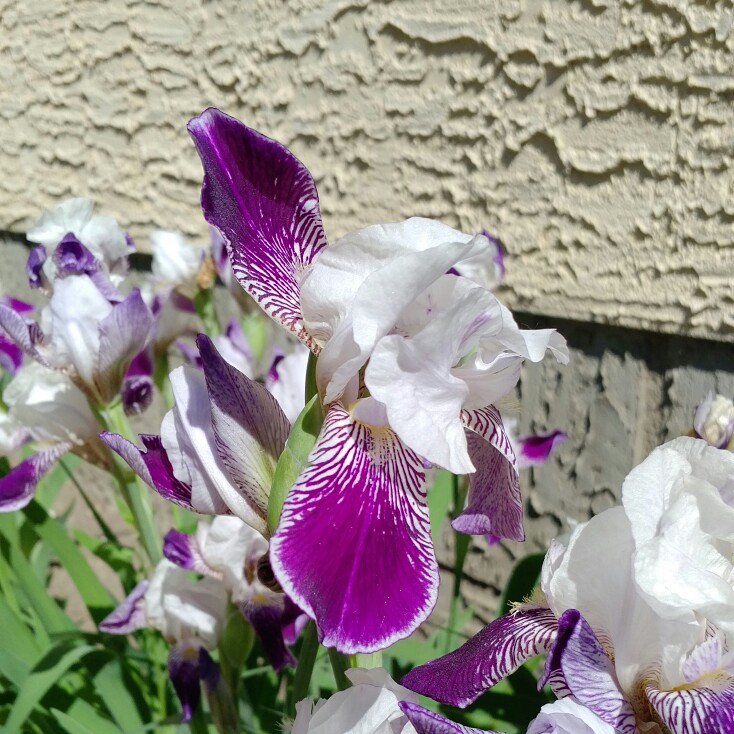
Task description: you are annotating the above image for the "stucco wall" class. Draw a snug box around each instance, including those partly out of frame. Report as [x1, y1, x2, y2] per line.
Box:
[2, 0, 733, 340]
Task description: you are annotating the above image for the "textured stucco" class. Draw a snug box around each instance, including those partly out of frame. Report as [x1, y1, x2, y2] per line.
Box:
[1, 1, 733, 340]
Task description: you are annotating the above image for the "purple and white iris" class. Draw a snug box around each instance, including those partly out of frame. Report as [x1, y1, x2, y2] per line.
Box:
[163, 515, 297, 672]
[403, 437, 734, 734]
[187, 107, 568, 653]
[99, 559, 227, 721]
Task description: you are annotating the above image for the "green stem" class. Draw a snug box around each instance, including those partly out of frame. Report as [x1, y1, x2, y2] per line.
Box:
[187, 704, 211, 734]
[194, 286, 221, 337]
[153, 351, 174, 410]
[446, 473, 470, 653]
[99, 401, 162, 564]
[289, 621, 319, 716]
[327, 648, 351, 691]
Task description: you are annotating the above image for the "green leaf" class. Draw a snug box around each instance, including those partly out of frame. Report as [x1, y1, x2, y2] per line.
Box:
[50, 710, 100, 734]
[4, 643, 96, 732]
[267, 393, 323, 533]
[428, 470, 453, 542]
[0, 594, 41, 681]
[498, 553, 545, 617]
[23, 500, 116, 624]
[92, 657, 147, 731]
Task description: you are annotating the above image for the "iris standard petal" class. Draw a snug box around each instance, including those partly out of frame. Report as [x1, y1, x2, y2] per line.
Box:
[98, 580, 150, 634]
[269, 402, 437, 654]
[198, 334, 290, 527]
[188, 108, 328, 347]
[401, 606, 558, 707]
[399, 702, 492, 734]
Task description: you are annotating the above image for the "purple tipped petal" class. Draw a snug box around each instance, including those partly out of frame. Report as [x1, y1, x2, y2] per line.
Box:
[98, 580, 149, 634]
[402, 606, 558, 707]
[453, 407, 523, 541]
[168, 640, 204, 722]
[100, 432, 194, 510]
[281, 596, 309, 645]
[545, 610, 635, 734]
[0, 297, 34, 314]
[96, 289, 153, 403]
[163, 529, 197, 570]
[0, 334, 23, 374]
[647, 680, 734, 734]
[0, 443, 71, 512]
[399, 702, 493, 734]
[0, 304, 45, 364]
[240, 593, 296, 672]
[26, 245, 47, 289]
[187, 108, 328, 347]
[197, 647, 221, 694]
[269, 403, 437, 654]
[517, 430, 567, 469]
[197, 334, 290, 521]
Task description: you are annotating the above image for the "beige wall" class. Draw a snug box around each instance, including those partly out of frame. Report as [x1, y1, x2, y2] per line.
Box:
[2, 0, 733, 340]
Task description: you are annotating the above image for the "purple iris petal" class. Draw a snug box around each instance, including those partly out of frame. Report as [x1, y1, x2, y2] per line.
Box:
[480, 229, 505, 279]
[544, 610, 635, 734]
[197, 647, 220, 694]
[163, 529, 197, 570]
[646, 678, 734, 734]
[269, 402, 437, 654]
[0, 443, 72, 512]
[0, 297, 33, 314]
[170, 291, 196, 314]
[453, 407, 523, 541]
[224, 318, 251, 360]
[0, 334, 23, 374]
[98, 580, 149, 634]
[240, 594, 296, 672]
[399, 702, 493, 734]
[401, 606, 558, 707]
[176, 340, 203, 368]
[100, 432, 194, 510]
[53, 233, 98, 276]
[125, 349, 153, 378]
[281, 596, 309, 645]
[96, 288, 154, 404]
[187, 108, 328, 347]
[168, 640, 204, 722]
[518, 430, 567, 469]
[0, 303, 45, 364]
[197, 334, 290, 522]
[26, 245, 47, 289]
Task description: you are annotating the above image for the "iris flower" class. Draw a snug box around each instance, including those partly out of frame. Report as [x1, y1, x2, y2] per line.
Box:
[403, 438, 734, 733]
[187, 107, 568, 653]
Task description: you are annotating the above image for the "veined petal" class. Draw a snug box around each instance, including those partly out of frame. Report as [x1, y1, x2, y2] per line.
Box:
[188, 108, 328, 346]
[647, 681, 734, 734]
[452, 407, 522, 541]
[0, 442, 71, 512]
[544, 610, 636, 734]
[95, 288, 153, 403]
[269, 403, 437, 654]
[401, 606, 558, 707]
[198, 335, 290, 526]
[98, 580, 149, 634]
[240, 592, 296, 672]
[0, 333, 23, 374]
[100, 432, 195, 510]
[399, 702, 492, 734]
[0, 304, 45, 364]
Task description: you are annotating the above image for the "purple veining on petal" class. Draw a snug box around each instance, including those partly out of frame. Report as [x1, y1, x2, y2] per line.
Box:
[53, 233, 98, 276]
[518, 430, 567, 469]
[682, 638, 722, 684]
[122, 375, 153, 416]
[0, 303, 45, 364]
[188, 108, 328, 348]
[168, 640, 204, 722]
[269, 402, 437, 654]
[198, 334, 290, 521]
[402, 607, 558, 707]
[96, 288, 154, 404]
[240, 594, 296, 672]
[163, 529, 197, 570]
[0, 443, 72, 513]
[453, 407, 523, 541]
[100, 432, 194, 510]
[399, 702, 493, 734]
[647, 679, 734, 734]
[98, 580, 149, 634]
[545, 610, 635, 734]
[26, 245, 47, 289]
